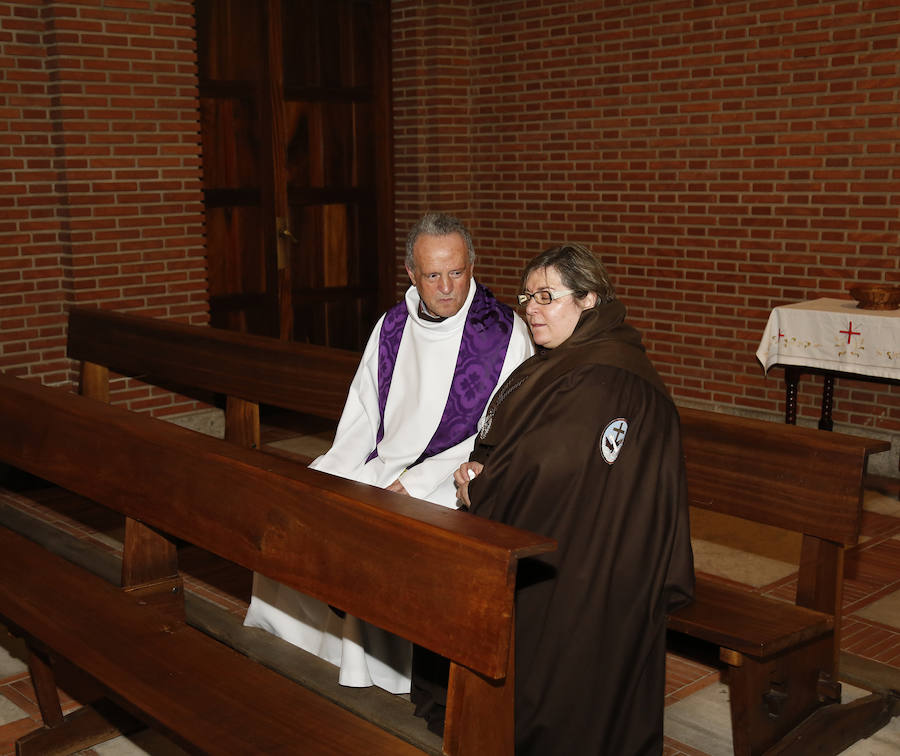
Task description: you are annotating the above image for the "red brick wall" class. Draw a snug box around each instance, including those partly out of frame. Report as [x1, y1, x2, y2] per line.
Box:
[392, 0, 900, 470]
[2, 1, 898, 469]
[0, 0, 206, 414]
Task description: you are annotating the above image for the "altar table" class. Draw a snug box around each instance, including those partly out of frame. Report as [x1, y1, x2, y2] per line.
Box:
[756, 298, 900, 430]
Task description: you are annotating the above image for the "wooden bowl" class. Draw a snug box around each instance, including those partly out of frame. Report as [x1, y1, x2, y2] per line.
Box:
[848, 284, 900, 310]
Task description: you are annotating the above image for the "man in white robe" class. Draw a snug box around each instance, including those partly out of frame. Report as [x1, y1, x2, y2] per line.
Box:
[243, 212, 534, 694]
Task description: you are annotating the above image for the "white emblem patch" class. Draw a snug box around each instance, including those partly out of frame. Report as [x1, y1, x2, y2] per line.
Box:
[600, 418, 628, 465]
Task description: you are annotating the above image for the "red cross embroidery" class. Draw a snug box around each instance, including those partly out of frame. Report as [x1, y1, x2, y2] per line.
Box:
[839, 322, 860, 344]
[777, 329, 785, 341]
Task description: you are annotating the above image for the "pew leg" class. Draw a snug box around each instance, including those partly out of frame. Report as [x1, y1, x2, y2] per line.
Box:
[18, 642, 142, 756]
[79, 360, 109, 403]
[723, 633, 835, 756]
[444, 626, 515, 756]
[121, 517, 184, 622]
[443, 662, 514, 756]
[762, 690, 900, 756]
[26, 642, 63, 727]
[16, 700, 143, 756]
[225, 395, 260, 449]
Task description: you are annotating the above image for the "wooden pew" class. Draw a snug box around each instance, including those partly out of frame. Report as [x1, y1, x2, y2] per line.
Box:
[670, 408, 896, 755]
[0, 373, 555, 755]
[66, 305, 359, 449]
[64, 307, 899, 753]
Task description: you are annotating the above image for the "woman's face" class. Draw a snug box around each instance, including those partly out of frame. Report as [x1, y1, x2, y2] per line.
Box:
[523, 266, 597, 349]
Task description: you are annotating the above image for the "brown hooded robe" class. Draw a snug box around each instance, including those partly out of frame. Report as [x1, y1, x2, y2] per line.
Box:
[467, 301, 694, 755]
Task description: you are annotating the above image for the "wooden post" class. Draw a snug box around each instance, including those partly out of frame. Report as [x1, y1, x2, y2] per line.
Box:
[796, 536, 843, 675]
[225, 395, 260, 449]
[443, 610, 515, 756]
[26, 644, 64, 728]
[79, 361, 109, 402]
[121, 518, 183, 622]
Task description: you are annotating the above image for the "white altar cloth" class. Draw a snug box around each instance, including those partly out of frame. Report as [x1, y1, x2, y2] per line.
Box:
[756, 298, 900, 381]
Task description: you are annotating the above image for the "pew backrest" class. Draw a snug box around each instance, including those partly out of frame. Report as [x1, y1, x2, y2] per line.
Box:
[67, 305, 359, 423]
[678, 406, 888, 636]
[0, 373, 554, 682]
[679, 407, 885, 548]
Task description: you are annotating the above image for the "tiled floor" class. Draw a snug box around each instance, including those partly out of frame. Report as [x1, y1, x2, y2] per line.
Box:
[1, 421, 900, 755]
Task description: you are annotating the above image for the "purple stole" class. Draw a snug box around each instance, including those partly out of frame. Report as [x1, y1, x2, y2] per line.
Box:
[366, 283, 514, 467]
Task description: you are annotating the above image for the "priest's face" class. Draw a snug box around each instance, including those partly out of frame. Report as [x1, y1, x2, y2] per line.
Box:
[523, 265, 597, 349]
[407, 232, 473, 318]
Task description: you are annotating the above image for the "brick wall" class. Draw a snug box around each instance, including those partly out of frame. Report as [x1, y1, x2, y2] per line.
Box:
[0, 0, 206, 414]
[392, 0, 474, 232]
[2, 1, 898, 471]
[392, 0, 900, 474]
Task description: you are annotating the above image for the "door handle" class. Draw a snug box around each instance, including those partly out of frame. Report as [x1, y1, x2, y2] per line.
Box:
[278, 225, 298, 244]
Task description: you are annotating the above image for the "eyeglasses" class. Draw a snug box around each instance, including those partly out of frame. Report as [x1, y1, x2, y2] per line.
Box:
[516, 289, 575, 306]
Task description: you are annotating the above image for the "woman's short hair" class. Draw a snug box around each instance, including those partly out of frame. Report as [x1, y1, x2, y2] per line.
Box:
[521, 243, 616, 306]
[405, 212, 476, 271]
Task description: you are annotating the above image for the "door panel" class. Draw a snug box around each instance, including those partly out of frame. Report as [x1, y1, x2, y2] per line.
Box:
[197, 0, 272, 334]
[196, 1, 263, 81]
[196, 0, 393, 347]
[281, 0, 385, 350]
[199, 98, 259, 188]
[290, 202, 378, 348]
[281, 0, 373, 89]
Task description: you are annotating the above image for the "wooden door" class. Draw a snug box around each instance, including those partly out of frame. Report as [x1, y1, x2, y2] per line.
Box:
[196, 0, 394, 350]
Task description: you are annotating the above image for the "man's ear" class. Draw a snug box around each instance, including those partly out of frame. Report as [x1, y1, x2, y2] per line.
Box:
[405, 265, 416, 286]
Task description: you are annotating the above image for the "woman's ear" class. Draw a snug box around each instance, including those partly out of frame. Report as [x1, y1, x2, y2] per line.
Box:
[582, 291, 598, 309]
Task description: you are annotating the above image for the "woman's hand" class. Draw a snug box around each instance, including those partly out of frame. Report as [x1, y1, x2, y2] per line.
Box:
[453, 461, 484, 510]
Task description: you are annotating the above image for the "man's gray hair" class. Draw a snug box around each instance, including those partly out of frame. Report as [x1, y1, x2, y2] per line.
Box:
[521, 243, 616, 306]
[405, 212, 476, 270]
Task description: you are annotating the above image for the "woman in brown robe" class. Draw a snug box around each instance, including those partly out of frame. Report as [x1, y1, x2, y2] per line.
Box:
[454, 244, 695, 755]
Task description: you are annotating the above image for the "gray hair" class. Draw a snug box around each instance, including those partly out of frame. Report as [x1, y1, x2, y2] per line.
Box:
[521, 243, 616, 306]
[405, 212, 476, 270]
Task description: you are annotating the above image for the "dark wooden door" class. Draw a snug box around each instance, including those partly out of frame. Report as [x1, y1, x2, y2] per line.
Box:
[196, 0, 394, 350]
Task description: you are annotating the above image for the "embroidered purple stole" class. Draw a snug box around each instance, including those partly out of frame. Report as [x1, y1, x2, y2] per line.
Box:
[366, 283, 514, 467]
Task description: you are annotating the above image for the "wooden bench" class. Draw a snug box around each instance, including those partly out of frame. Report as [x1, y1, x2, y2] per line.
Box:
[63, 307, 900, 754]
[670, 407, 896, 755]
[0, 372, 555, 755]
[66, 305, 359, 451]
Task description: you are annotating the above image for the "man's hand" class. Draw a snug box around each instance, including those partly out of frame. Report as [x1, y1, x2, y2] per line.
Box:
[386, 479, 408, 495]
